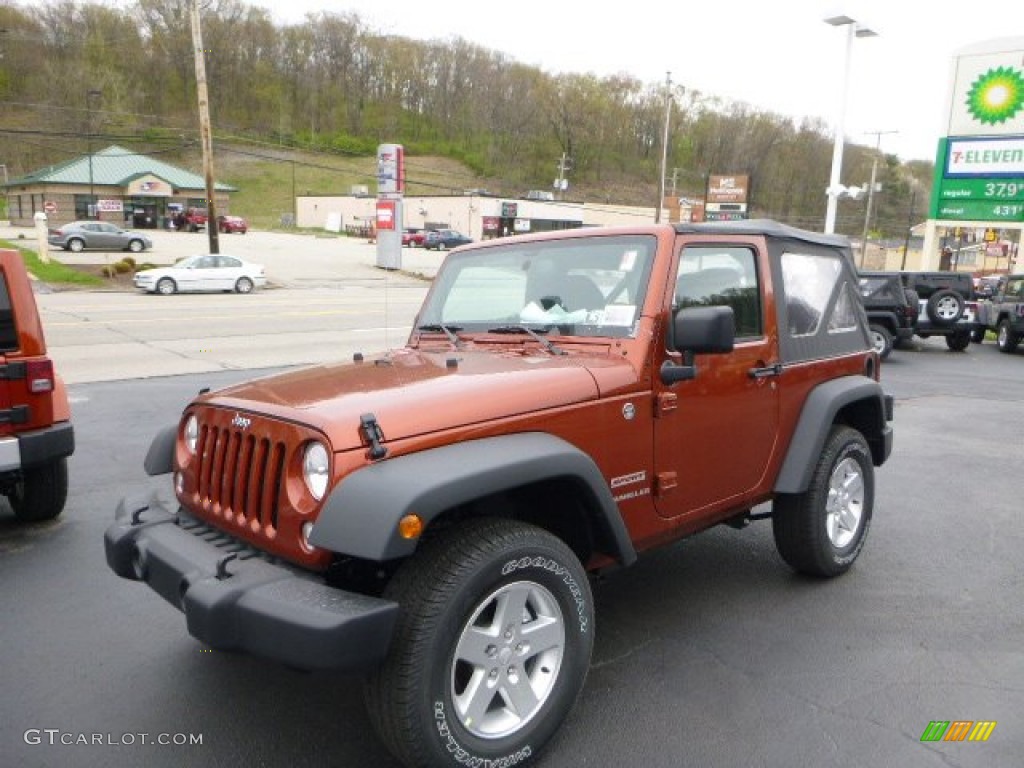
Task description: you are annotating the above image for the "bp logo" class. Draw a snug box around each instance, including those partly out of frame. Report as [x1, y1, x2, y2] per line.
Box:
[965, 66, 1024, 125]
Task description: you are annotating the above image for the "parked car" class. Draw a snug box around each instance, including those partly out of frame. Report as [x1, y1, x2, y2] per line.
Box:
[973, 274, 1003, 299]
[217, 215, 248, 234]
[975, 272, 1024, 352]
[899, 271, 980, 351]
[106, 220, 892, 768]
[857, 272, 917, 359]
[423, 228, 472, 250]
[0, 248, 74, 521]
[402, 228, 426, 247]
[47, 221, 152, 253]
[184, 208, 208, 232]
[134, 254, 266, 295]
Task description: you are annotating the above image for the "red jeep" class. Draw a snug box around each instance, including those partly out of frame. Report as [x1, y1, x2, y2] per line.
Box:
[0, 249, 74, 521]
[107, 221, 891, 767]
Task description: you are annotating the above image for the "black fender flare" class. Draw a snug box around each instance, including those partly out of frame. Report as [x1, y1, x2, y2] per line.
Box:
[774, 376, 892, 494]
[865, 311, 899, 333]
[144, 424, 178, 476]
[308, 432, 637, 566]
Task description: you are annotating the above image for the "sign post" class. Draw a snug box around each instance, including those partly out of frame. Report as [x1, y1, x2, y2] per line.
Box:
[34, 211, 50, 264]
[376, 143, 405, 270]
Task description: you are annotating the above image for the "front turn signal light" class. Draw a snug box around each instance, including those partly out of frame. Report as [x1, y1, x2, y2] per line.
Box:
[398, 514, 424, 540]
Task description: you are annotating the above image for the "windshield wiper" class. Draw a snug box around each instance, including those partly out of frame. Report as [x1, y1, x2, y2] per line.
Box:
[487, 325, 567, 356]
[417, 323, 463, 347]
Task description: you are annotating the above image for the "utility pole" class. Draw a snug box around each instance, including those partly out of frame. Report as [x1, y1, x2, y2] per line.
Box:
[86, 89, 101, 218]
[901, 183, 917, 270]
[189, 0, 220, 254]
[554, 152, 571, 200]
[655, 71, 672, 224]
[859, 129, 897, 265]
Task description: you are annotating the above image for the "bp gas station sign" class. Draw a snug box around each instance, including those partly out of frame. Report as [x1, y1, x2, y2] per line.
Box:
[922, 38, 1024, 264]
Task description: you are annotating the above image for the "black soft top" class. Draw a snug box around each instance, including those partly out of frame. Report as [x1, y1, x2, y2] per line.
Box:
[673, 219, 851, 250]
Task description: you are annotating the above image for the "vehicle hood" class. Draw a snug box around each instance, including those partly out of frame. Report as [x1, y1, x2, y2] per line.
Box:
[200, 347, 637, 451]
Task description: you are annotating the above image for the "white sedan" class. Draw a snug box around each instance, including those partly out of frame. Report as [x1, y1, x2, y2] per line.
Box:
[134, 254, 267, 295]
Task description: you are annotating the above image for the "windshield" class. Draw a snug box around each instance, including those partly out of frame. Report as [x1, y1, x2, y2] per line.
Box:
[418, 234, 657, 338]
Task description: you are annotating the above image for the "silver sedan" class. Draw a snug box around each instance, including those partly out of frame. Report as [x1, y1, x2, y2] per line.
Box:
[47, 221, 152, 253]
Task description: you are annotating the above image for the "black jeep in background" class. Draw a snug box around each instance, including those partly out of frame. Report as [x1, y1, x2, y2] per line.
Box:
[858, 272, 917, 359]
[900, 271, 980, 351]
[859, 271, 980, 353]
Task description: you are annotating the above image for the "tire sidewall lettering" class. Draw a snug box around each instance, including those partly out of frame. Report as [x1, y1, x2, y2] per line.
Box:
[501, 554, 589, 633]
[433, 701, 533, 768]
[423, 542, 593, 767]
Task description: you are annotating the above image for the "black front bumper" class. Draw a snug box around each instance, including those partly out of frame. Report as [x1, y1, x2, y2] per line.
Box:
[104, 495, 398, 671]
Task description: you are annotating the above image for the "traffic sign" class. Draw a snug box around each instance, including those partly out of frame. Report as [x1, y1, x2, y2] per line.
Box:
[43, 201, 57, 214]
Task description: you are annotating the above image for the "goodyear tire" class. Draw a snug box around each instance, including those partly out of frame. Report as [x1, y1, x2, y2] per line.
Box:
[365, 518, 593, 768]
[10, 458, 68, 522]
[772, 426, 873, 577]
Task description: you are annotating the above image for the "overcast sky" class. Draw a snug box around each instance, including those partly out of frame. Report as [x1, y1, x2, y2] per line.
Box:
[250, 0, 1024, 163]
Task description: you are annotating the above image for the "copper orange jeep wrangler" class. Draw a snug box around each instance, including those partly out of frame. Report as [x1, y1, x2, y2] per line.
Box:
[0, 248, 74, 521]
[106, 221, 892, 768]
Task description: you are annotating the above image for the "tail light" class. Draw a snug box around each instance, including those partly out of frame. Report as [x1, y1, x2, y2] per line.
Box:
[25, 359, 55, 393]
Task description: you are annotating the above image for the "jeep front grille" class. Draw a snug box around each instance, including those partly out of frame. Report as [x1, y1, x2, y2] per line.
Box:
[195, 423, 286, 535]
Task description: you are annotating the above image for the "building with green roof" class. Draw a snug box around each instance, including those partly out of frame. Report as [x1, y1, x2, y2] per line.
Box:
[3, 146, 237, 229]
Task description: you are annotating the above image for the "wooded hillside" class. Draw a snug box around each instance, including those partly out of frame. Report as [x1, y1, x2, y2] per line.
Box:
[0, 0, 934, 236]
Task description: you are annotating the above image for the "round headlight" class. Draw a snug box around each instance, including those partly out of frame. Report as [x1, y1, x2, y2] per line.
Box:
[184, 414, 199, 454]
[303, 442, 330, 501]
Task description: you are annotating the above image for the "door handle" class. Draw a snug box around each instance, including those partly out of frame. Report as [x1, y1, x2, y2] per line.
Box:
[748, 363, 783, 379]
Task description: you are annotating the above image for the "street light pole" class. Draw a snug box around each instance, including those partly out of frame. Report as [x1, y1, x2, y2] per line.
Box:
[655, 71, 672, 224]
[823, 15, 877, 234]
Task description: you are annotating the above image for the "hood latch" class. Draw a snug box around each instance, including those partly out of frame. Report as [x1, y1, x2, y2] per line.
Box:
[360, 412, 388, 460]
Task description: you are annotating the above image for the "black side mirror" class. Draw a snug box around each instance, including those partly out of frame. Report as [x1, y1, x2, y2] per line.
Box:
[661, 306, 735, 385]
[673, 305, 735, 354]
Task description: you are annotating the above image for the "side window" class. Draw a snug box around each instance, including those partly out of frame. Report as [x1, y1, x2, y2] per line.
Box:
[675, 246, 762, 337]
[780, 251, 856, 337]
[218, 257, 241, 268]
[0, 273, 18, 352]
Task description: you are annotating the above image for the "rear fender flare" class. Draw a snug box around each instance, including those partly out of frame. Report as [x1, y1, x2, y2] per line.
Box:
[774, 376, 891, 494]
[309, 433, 637, 566]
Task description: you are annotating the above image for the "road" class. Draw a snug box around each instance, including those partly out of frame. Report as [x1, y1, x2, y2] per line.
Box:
[20, 226, 439, 384]
[39, 284, 428, 383]
[0, 336, 1021, 767]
